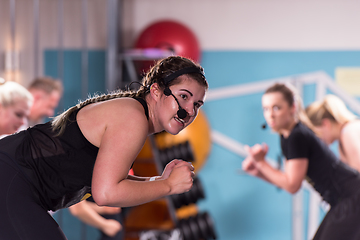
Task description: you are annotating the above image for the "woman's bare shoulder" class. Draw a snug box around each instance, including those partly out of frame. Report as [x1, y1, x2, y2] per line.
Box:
[76, 98, 148, 147]
[342, 120, 360, 134]
[80, 98, 145, 119]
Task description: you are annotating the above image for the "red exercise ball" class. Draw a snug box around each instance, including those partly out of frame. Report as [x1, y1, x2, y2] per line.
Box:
[134, 20, 201, 73]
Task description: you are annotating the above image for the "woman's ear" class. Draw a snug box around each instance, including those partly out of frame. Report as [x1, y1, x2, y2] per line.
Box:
[149, 83, 162, 101]
[321, 118, 332, 128]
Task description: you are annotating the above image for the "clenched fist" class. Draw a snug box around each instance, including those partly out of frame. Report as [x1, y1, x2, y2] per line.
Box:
[162, 160, 195, 195]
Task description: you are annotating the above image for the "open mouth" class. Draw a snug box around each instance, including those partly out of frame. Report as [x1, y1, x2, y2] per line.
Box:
[267, 121, 275, 127]
[174, 116, 185, 126]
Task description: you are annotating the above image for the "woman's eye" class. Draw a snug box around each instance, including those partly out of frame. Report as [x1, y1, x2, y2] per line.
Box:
[15, 112, 24, 118]
[180, 94, 187, 100]
[273, 106, 280, 111]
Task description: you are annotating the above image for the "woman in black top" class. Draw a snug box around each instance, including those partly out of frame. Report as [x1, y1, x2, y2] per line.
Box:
[242, 83, 360, 240]
[0, 56, 208, 239]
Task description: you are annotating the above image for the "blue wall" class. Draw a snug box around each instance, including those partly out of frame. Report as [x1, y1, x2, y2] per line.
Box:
[44, 49, 107, 240]
[197, 50, 360, 240]
[45, 49, 360, 240]
[44, 49, 107, 112]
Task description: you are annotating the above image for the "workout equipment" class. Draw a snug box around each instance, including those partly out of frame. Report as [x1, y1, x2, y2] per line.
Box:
[175, 204, 199, 220]
[177, 212, 217, 240]
[139, 229, 181, 240]
[158, 141, 194, 169]
[134, 20, 201, 73]
[138, 211, 216, 240]
[136, 138, 153, 160]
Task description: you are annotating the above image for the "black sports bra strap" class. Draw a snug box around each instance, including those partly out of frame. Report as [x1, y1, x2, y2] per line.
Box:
[133, 97, 149, 120]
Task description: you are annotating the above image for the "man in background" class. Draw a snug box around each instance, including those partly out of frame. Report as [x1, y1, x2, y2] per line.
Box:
[27, 77, 63, 126]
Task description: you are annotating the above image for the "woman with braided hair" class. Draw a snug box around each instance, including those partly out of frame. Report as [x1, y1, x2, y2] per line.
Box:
[0, 56, 208, 239]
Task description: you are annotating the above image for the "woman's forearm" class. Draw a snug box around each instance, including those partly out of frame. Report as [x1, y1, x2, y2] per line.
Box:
[255, 161, 299, 194]
[93, 178, 172, 207]
[93, 161, 193, 207]
[69, 201, 111, 230]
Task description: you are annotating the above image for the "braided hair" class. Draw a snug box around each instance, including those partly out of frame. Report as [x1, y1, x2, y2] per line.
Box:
[51, 56, 208, 135]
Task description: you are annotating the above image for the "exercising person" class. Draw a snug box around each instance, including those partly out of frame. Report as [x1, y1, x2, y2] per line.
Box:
[0, 56, 208, 240]
[242, 83, 360, 240]
[27, 76, 63, 126]
[306, 94, 360, 172]
[0, 79, 33, 137]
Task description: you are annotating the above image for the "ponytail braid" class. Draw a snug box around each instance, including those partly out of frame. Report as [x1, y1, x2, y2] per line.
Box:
[52, 55, 207, 135]
[52, 85, 149, 135]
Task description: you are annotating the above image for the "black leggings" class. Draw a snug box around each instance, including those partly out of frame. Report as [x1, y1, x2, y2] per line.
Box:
[313, 189, 360, 240]
[0, 160, 67, 240]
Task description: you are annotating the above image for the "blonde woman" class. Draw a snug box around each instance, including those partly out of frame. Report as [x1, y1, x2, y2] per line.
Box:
[0, 56, 208, 239]
[0, 79, 33, 135]
[306, 94, 360, 172]
[243, 83, 360, 240]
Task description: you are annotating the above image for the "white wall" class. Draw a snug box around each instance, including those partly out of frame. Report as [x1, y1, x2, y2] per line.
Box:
[123, 0, 360, 50]
[1, 0, 359, 86]
[0, 0, 107, 86]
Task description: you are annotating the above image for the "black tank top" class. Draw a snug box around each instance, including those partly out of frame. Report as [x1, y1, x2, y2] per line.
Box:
[0, 97, 149, 211]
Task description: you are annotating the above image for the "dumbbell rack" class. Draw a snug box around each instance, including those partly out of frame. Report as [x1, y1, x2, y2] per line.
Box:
[123, 134, 216, 240]
[148, 135, 217, 240]
[148, 135, 179, 226]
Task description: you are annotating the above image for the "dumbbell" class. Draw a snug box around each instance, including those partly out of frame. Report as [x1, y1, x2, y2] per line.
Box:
[158, 141, 194, 169]
[177, 211, 217, 240]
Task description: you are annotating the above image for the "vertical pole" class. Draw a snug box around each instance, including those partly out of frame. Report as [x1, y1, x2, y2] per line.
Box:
[58, 0, 64, 81]
[292, 190, 303, 240]
[81, 1, 88, 238]
[81, 0, 88, 100]
[33, 0, 39, 77]
[148, 136, 179, 225]
[106, 0, 121, 91]
[57, 0, 64, 111]
[56, 0, 64, 227]
[307, 191, 322, 240]
[292, 79, 304, 240]
[9, 0, 15, 81]
[315, 78, 326, 101]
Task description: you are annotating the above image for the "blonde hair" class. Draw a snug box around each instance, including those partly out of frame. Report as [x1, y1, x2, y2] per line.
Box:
[306, 94, 357, 126]
[0, 79, 33, 108]
[52, 56, 208, 135]
[264, 83, 315, 131]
